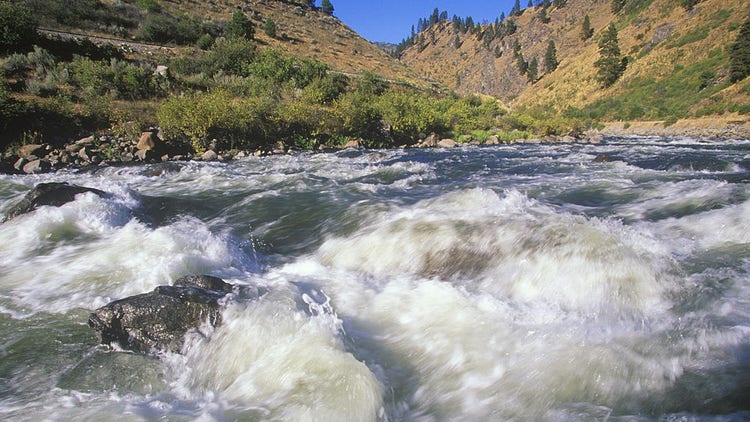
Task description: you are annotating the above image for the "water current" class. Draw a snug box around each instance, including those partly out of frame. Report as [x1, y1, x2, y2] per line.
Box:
[1, 136, 749, 420]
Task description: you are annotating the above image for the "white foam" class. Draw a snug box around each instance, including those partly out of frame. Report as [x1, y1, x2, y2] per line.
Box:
[0, 201, 254, 313]
[169, 290, 384, 421]
[318, 188, 671, 315]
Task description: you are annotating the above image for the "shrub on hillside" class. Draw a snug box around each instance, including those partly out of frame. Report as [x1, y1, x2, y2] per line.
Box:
[0, 3, 37, 54]
[301, 73, 348, 105]
[138, 13, 201, 45]
[730, 17, 750, 83]
[68, 57, 158, 100]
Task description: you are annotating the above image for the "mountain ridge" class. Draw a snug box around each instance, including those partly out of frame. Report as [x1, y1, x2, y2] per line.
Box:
[399, 0, 750, 122]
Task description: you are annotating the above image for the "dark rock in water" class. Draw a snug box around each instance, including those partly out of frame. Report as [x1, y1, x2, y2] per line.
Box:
[593, 153, 614, 163]
[88, 275, 262, 354]
[2, 182, 108, 222]
[173, 274, 233, 292]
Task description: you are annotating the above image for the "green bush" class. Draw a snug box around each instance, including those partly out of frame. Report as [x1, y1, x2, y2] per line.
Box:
[247, 49, 328, 88]
[197, 34, 214, 50]
[375, 91, 445, 143]
[138, 13, 201, 45]
[227, 11, 254, 40]
[68, 57, 157, 100]
[137, 0, 161, 13]
[329, 90, 386, 146]
[0, 3, 37, 54]
[301, 73, 348, 104]
[157, 89, 276, 152]
[206, 37, 256, 76]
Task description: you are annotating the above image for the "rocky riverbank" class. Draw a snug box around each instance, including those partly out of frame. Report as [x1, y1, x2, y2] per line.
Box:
[602, 117, 750, 139]
[0, 129, 605, 175]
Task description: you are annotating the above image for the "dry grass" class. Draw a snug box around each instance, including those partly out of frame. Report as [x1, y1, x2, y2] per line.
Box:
[401, 0, 749, 119]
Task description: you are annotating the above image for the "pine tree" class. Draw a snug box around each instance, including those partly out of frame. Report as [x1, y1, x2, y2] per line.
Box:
[527, 0, 533, 8]
[594, 23, 627, 87]
[544, 39, 558, 72]
[227, 11, 254, 40]
[681, 0, 701, 11]
[611, 0, 626, 14]
[321, 0, 334, 15]
[506, 18, 517, 35]
[729, 17, 750, 83]
[527, 57, 539, 83]
[512, 0, 522, 17]
[581, 14, 594, 40]
[538, 8, 550, 24]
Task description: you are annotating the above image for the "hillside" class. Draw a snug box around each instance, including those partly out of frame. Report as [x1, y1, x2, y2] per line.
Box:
[27, 0, 424, 87]
[400, 0, 750, 122]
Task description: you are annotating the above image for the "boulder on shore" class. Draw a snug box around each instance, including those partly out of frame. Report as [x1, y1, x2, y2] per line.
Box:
[88, 275, 264, 354]
[2, 182, 107, 222]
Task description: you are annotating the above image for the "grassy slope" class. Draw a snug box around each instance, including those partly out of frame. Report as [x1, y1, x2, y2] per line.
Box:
[52, 0, 426, 87]
[400, 0, 750, 122]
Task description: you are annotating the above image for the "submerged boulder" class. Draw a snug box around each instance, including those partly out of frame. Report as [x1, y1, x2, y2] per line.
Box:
[88, 275, 262, 354]
[2, 182, 107, 222]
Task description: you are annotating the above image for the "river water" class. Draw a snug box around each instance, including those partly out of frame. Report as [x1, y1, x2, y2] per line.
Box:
[1, 137, 749, 421]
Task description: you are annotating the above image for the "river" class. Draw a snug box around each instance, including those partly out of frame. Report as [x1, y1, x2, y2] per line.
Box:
[1, 136, 749, 420]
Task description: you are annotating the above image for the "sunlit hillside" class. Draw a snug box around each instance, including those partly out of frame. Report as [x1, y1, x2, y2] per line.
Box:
[400, 0, 750, 121]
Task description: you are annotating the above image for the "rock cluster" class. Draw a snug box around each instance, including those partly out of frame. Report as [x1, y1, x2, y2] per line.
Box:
[412, 131, 603, 148]
[89, 275, 265, 354]
[1, 127, 606, 175]
[1, 129, 191, 175]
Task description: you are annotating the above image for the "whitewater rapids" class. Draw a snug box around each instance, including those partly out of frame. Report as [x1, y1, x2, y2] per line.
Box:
[1, 137, 749, 420]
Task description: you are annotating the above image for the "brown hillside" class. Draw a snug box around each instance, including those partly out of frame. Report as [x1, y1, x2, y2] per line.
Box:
[400, 0, 750, 118]
[77, 0, 426, 87]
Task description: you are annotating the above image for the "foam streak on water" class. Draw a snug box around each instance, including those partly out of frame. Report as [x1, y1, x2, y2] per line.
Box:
[1, 137, 749, 420]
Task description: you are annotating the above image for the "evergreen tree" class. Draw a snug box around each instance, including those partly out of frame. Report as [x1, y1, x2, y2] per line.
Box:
[554, 0, 568, 7]
[511, 0, 522, 17]
[538, 7, 550, 24]
[544, 39, 558, 72]
[307, 0, 316, 8]
[264, 18, 277, 38]
[681, 0, 701, 11]
[454, 34, 462, 49]
[611, 0, 626, 14]
[506, 18, 517, 35]
[527, 56, 538, 82]
[429, 8, 439, 26]
[581, 14, 594, 40]
[594, 23, 627, 87]
[227, 11, 254, 40]
[729, 17, 750, 83]
[527, 0, 533, 8]
[321, 0, 334, 15]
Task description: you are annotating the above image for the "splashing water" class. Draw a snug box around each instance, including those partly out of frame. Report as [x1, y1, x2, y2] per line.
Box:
[1, 137, 749, 420]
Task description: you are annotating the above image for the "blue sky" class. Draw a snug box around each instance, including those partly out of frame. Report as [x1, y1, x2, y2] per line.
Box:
[330, 1, 520, 44]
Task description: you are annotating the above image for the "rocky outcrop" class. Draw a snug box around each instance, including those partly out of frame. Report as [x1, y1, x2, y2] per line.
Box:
[88, 275, 264, 354]
[2, 182, 107, 222]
